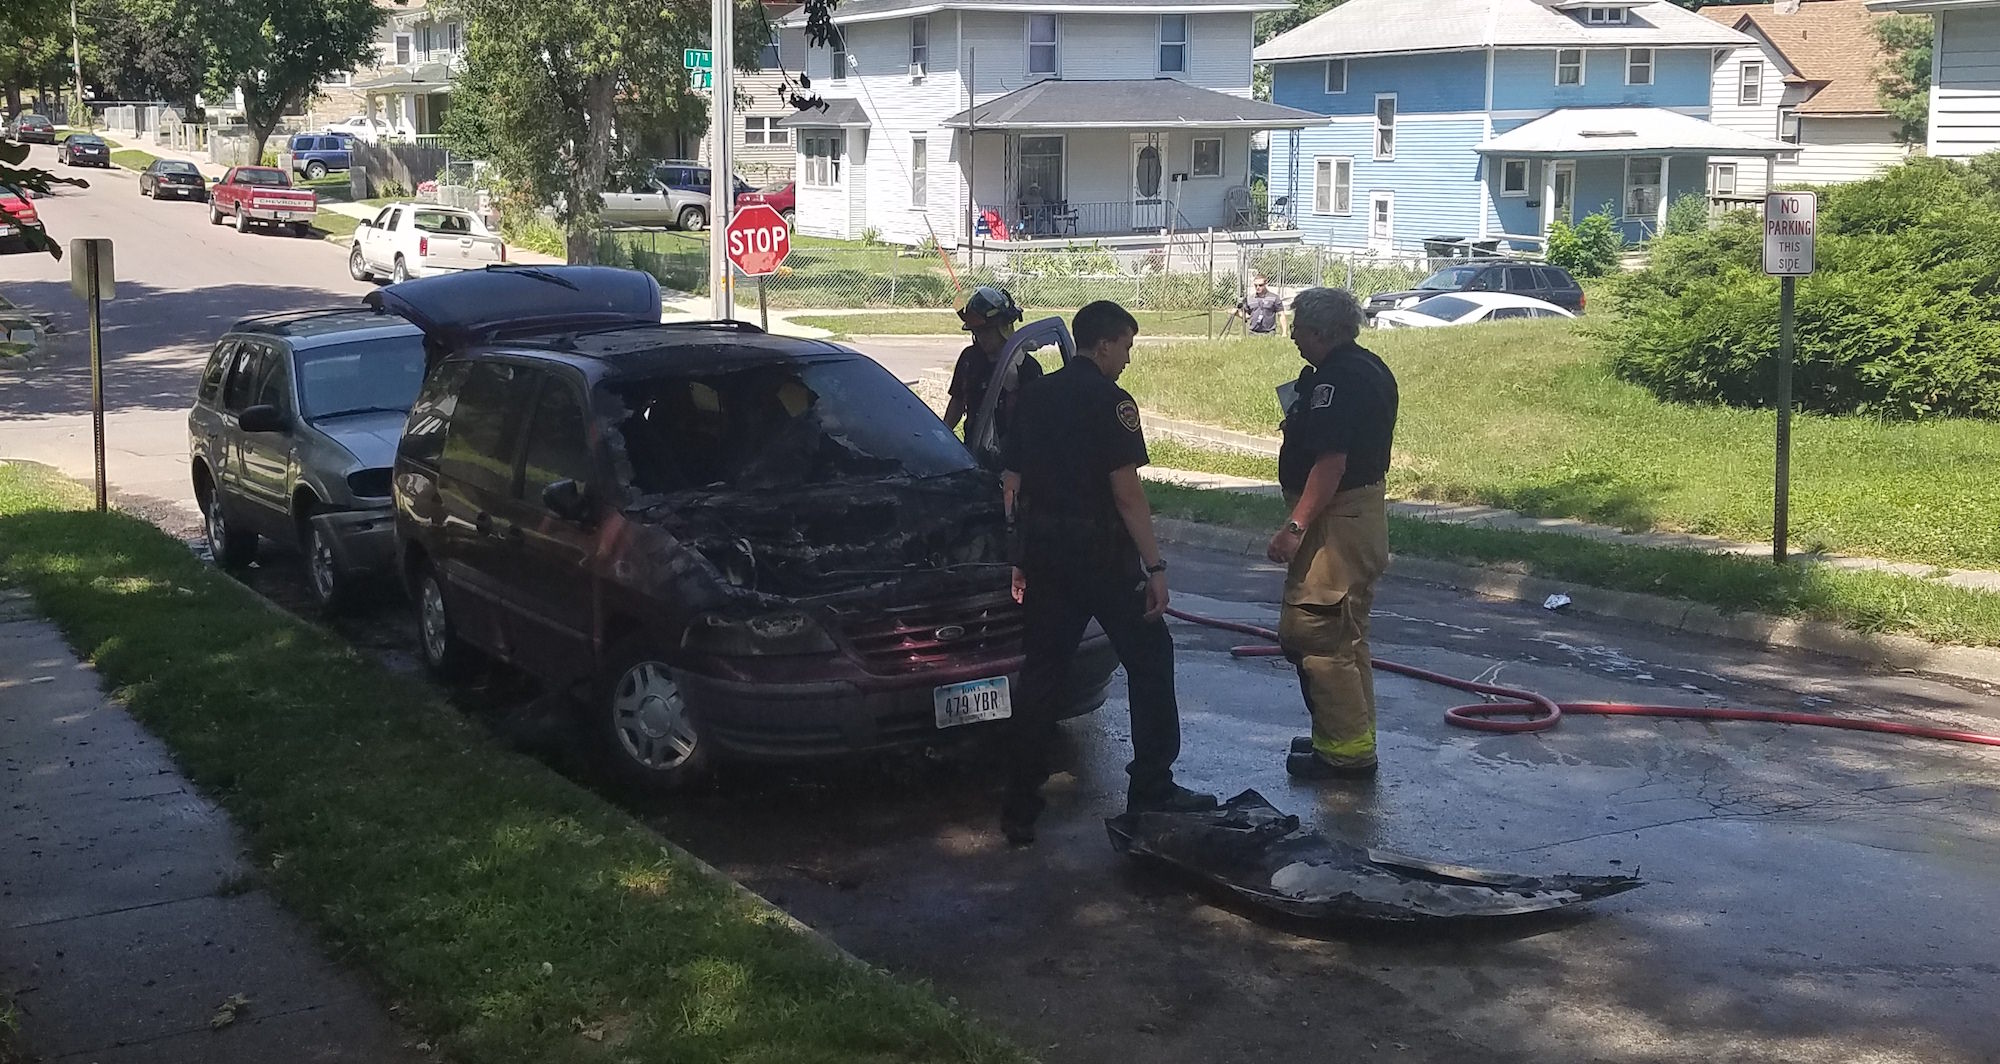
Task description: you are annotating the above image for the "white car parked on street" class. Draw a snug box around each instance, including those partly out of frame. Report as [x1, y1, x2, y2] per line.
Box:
[1372, 292, 1576, 329]
[347, 203, 506, 285]
[323, 115, 384, 145]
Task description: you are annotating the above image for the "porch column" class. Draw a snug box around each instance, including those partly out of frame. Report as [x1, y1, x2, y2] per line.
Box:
[1541, 156, 1557, 234]
[1656, 155, 1672, 235]
[1765, 155, 1776, 199]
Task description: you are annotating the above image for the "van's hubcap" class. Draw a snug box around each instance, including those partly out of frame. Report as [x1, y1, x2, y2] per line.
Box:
[205, 497, 228, 555]
[612, 662, 696, 770]
[308, 529, 337, 601]
[420, 577, 450, 665]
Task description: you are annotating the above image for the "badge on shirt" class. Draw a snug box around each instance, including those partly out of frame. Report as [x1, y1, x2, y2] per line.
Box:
[1311, 383, 1336, 409]
[1116, 400, 1142, 432]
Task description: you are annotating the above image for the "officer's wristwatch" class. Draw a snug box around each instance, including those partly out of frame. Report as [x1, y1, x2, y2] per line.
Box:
[1144, 560, 1168, 575]
[1283, 520, 1306, 536]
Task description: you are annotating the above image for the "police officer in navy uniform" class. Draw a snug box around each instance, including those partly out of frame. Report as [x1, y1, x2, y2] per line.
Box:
[1265, 287, 1399, 780]
[999, 300, 1218, 846]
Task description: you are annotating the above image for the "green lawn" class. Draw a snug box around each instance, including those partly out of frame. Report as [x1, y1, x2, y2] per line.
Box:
[1122, 320, 2000, 571]
[312, 209, 360, 238]
[0, 461, 1025, 1064]
[791, 308, 1227, 337]
[1145, 480, 2000, 648]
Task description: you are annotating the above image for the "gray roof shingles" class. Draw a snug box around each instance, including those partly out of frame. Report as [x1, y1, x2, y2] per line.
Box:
[941, 79, 1321, 128]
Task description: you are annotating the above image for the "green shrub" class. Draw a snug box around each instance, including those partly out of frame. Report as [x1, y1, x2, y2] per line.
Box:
[500, 208, 565, 258]
[1546, 204, 1624, 276]
[1607, 155, 2000, 420]
[860, 226, 882, 245]
[1664, 192, 1710, 237]
[260, 149, 278, 168]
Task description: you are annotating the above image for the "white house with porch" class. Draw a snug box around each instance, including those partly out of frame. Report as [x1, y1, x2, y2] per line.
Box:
[774, 0, 1323, 247]
[1867, 0, 2000, 161]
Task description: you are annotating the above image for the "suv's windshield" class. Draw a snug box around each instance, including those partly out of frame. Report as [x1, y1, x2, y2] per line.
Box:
[1408, 295, 1479, 321]
[294, 335, 429, 419]
[609, 358, 974, 494]
[1418, 266, 1482, 290]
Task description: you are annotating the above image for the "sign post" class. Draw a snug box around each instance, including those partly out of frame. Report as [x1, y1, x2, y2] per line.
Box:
[69, 238, 114, 512]
[1762, 190, 1816, 563]
[707, 1, 734, 320]
[726, 203, 792, 332]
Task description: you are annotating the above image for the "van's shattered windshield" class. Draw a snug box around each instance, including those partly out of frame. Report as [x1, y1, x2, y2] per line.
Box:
[608, 358, 975, 493]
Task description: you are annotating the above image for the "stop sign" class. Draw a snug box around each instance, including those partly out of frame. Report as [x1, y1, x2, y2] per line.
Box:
[725, 203, 791, 277]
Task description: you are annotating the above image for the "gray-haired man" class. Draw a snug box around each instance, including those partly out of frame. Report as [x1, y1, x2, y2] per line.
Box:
[1264, 287, 1399, 779]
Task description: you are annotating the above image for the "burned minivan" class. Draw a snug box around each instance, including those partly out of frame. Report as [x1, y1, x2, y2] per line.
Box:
[373, 267, 1115, 793]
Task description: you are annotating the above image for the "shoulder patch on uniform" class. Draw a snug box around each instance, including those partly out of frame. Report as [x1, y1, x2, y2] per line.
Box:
[1311, 383, 1336, 409]
[1116, 400, 1142, 432]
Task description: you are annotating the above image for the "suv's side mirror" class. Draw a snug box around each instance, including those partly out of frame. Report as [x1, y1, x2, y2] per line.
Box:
[542, 479, 591, 523]
[238, 404, 287, 434]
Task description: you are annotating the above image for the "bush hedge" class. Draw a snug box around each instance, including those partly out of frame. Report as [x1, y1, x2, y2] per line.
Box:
[1607, 156, 2000, 421]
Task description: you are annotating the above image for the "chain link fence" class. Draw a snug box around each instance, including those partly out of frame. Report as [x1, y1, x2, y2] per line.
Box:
[598, 228, 1473, 314]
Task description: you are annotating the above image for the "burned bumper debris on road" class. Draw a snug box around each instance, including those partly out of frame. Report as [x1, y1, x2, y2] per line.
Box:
[1107, 790, 1642, 924]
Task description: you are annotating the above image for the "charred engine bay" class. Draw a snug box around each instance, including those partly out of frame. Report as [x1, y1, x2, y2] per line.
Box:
[639, 474, 1011, 603]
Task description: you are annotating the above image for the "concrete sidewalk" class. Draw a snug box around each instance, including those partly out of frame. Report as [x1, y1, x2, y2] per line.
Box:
[0, 589, 426, 1062]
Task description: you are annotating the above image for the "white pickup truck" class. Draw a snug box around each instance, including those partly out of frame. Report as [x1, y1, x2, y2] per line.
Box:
[346, 202, 506, 284]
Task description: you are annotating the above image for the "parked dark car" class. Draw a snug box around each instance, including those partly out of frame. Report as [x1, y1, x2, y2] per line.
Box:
[1366, 261, 1584, 319]
[188, 307, 430, 610]
[279, 132, 356, 180]
[0, 183, 45, 254]
[139, 158, 208, 201]
[56, 132, 110, 167]
[6, 113, 56, 144]
[374, 266, 1116, 794]
[735, 181, 795, 227]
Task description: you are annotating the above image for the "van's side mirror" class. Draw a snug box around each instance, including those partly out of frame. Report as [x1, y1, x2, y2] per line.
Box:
[541, 478, 591, 522]
[238, 404, 287, 434]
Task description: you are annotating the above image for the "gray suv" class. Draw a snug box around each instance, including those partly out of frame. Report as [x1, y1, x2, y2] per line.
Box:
[601, 161, 752, 231]
[187, 308, 429, 609]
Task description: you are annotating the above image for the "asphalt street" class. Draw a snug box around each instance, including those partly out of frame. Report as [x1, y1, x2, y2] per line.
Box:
[7, 145, 2000, 1063]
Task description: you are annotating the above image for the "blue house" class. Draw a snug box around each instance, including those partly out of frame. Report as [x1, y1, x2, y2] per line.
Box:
[1255, 0, 1794, 254]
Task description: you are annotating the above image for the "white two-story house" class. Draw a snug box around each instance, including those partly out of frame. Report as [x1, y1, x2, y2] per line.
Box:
[1700, 0, 1912, 201]
[775, 0, 1322, 246]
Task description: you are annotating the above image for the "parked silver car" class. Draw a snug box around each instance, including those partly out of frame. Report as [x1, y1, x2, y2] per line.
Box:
[600, 161, 753, 231]
[187, 308, 429, 609]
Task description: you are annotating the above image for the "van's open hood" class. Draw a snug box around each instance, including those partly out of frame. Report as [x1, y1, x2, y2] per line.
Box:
[364, 265, 663, 348]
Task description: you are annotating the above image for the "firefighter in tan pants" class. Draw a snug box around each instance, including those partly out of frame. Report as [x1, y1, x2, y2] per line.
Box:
[1264, 288, 1400, 779]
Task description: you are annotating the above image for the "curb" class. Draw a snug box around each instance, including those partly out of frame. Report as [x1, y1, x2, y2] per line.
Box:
[1153, 516, 2000, 689]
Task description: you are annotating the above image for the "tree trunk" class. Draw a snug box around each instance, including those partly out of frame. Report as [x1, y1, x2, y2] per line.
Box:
[563, 73, 618, 266]
[4, 86, 20, 117]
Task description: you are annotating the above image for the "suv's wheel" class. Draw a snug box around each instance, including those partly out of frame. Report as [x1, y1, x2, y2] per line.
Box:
[348, 244, 373, 281]
[200, 483, 258, 569]
[415, 563, 473, 680]
[304, 160, 328, 180]
[588, 644, 711, 794]
[392, 255, 409, 284]
[300, 512, 349, 612]
[235, 207, 250, 233]
[678, 205, 706, 232]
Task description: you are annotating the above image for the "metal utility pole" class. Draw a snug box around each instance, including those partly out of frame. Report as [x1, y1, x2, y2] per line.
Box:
[709, 0, 735, 319]
[71, 0, 88, 130]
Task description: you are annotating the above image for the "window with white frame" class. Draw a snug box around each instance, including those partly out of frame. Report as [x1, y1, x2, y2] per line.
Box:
[1778, 107, 1801, 160]
[1502, 158, 1530, 196]
[911, 133, 927, 208]
[746, 116, 789, 146]
[1192, 137, 1222, 178]
[910, 16, 929, 74]
[1627, 48, 1653, 86]
[803, 133, 845, 186]
[1159, 15, 1186, 74]
[1584, 6, 1627, 24]
[1019, 135, 1064, 200]
[395, 33, 412, 65]
[1374, 95, 1396, 161]
[1738, 61, 1763, 106]
[446, 22, 462, 54]
[831, 37, 848, 81]
[1028, 15, 1058, 76]
[1370, 192, 1392, 240]
[1313, 156, 1351, 215]
[418, 23, 433, 55]
[1556, 48, 1583, 86]
[1710, 162, 1737, 196]
[1625, 156, 1662, 218]
[1325, 58, 1346, 94]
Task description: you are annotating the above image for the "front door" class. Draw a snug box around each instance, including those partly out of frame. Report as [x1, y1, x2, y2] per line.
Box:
[1131, 135, 1166, 230]
[1547, 162, 1576, 232]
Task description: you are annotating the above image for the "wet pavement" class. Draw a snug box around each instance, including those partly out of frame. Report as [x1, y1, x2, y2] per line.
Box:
[217, 535, 2000, 1064]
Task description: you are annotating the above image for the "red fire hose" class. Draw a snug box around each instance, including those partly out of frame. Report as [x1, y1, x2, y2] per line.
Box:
[1164, 607, 2000, 748]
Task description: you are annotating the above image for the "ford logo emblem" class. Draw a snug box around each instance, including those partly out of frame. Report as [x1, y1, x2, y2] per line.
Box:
[934, 625, 966, 642]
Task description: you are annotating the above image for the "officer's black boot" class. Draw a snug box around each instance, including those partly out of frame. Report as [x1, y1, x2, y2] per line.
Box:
[1125, 782, 1220, 815]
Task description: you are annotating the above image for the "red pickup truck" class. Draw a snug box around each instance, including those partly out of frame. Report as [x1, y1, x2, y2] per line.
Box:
[207, 166, 318, 237]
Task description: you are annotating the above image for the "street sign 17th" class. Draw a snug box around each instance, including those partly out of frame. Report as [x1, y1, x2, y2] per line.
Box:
[685, 48, 714, 90]
[1763, 191, 1816, 276]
